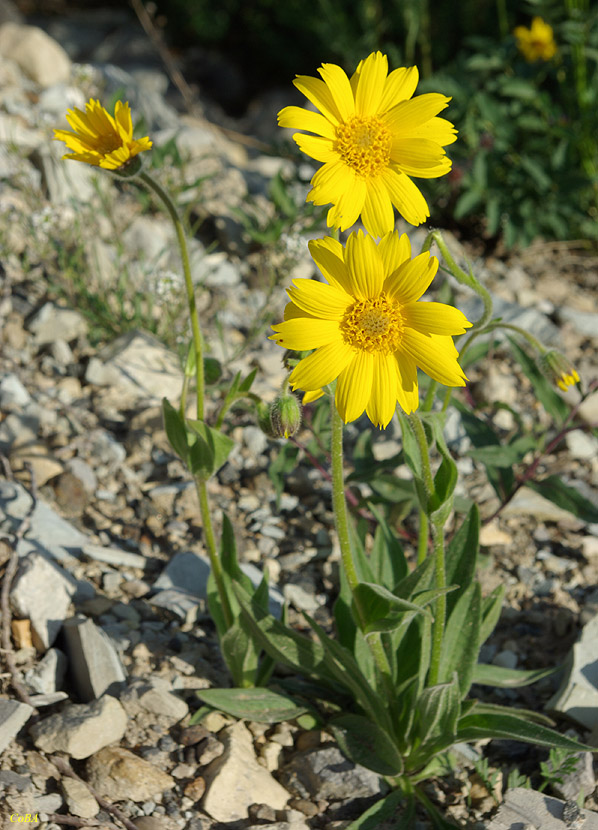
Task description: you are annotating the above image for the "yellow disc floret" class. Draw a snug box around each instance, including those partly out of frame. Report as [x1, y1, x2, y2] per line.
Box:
[334, 116, 392, 178]
[341, 293, 404, 354]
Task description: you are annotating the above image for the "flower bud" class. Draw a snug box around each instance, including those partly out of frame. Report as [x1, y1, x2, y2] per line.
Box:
[256, 401, 276, 438]
[540, 350, 580, 392]
[270, 393, 302, 439]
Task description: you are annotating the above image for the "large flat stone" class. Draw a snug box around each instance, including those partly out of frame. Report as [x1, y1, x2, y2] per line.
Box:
[62, 615, 127, 702]
[486, 787, 598, 829]
[547, 612, 598, 730]
[0, 700, 34, 753]
[30, 695, 127, 759]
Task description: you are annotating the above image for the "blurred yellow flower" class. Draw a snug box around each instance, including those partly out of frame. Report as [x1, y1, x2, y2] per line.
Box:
[514, 17, 557, 62]
[278, 51, 456, 235]
[541, 349, 580, 392]
[54, 99, 152, 170]
[270, 230, 471, 428]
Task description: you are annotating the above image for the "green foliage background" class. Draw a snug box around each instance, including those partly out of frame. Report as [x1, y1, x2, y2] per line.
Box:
[155, 0, 598, 248]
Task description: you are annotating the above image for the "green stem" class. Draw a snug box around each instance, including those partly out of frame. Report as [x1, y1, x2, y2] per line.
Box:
[137, 170, 232, 628]
[416, 509, 429, 565]
[330, 401, 393, 687]
[408, 412, 446, 686]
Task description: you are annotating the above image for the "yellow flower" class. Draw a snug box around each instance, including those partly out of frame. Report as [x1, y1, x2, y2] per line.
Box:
[270, 230, 471, 429]
[514, 17, 557, 62]
[541, 350, 580, 392]
[53, 99, 152, 170]
[278, 52, 456, 235]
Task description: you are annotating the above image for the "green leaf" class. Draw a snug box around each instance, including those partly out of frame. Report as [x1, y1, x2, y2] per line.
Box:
[527, 476, 598, 523]
[239, 366, 258, 394]
[457, 709, 592, 752]
[196, 687, 310, 723]
[467, 434, 537, 468]
[329, 714, 404, 776]
[369, 515, 408, 589]
[454, 188, 483, 219]
[393, 555, 435, 601]
[204, 356, 222, 384]
[186, 419, 234, 477]
[445, 505, 480, 617]
[220, 623, 260, 688]
[345, 790, 414, 830]
[409, 676, 460, 766]
[438, 583, 481, 697]
[507, 336, 570, 425]
[162, 398, 189, 461]
[479, 584, 505, 645]
[352, 582, 429, 635]
[454, 400, 514, 500]
[473, 663, 558, 688]
[268, 442, 300, 506]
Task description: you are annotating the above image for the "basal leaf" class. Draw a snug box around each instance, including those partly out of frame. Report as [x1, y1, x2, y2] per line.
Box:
[445, 504, 480, 617]
[330, 713, 404, 776]
[473, 663, 558, 688]
[196, 686, 310, 723]
[437, 583, 481, 698]
[457, 709, 592, 752]
[345, 790, 414, 830]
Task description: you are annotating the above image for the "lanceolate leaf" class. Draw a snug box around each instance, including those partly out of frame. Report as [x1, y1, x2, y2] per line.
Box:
[479, 584, 505, 645]
[445, 504, 480, 617]
[330, 714, 404, 776]
[345, 790, 414, 830]
[527, 476, 598, 524]
[196, 687, 311, 723]
[352, 582, 429, 635]
[473, 663, 558, 688]
[457, 709, 591, 751]
[437, 583, 481, 698]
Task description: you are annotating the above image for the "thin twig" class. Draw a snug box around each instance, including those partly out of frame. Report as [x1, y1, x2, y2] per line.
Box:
[48, 756, 140, 830]
[0, 459, 39, 710]
[45, 815, 121, 830]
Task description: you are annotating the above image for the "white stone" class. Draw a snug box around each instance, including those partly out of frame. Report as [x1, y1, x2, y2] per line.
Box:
[10, 553, 77, 650]
[501, 487, 582, 525]
[202, 721, 290, 821]
[0, 23, 71, 87]
[86, 746, 174, 802]
[0, 373, 31, 408]
[122, 677, 188, 722]
[62, 615, 127, 702]
[565, 429, 598, 461]
[30, 695, 128, 759]
[96, 330, 183, 402]
[548, 612, 598, 730]
[486, 787, 598, 829]
[27, 301, 88, 346]
[61, 777, 99, 819]
[25, 647, 67, 694]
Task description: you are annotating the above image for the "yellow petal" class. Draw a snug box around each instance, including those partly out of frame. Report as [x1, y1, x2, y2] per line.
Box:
[287, 279, 351, 319]
[310, 159, 353, 204]
[114, 100, 133, 141]
[377, 231, 412, 277]
[270, 318, 341, 350]
[345, 230, 385, 299]
[278, 105, 336, 138]
[394, 351, 419, 413]
[401, 330, 467, 386]
[355, 51, 388, 116]
[383, 93, 451, 133]
[290, 339, 355, 391]
[403, 302, 472, 335]
[318, 62, 355, 122]
[381, 168, 429, 226]
[294, 134, 338, 163]
[407, 116, 457, 146]
[391, 138, 450, 177]
[361, 176, 396, 237]
[308, 237, 353, 294]
[366, 354, 398, 428]
[385, 253, 438, 304]
[303, 389, 324, 404]
[335, 350, 373, 423]
[323, 174, 367, 230]
[293, 75, 342, 125]
[379, 65, 419, 112]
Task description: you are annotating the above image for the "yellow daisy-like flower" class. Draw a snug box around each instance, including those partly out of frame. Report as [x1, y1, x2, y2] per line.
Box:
[53, 99, 152, 170]
[541, 349, 580, 392]
[270, 230, 471, 429]
[278, 51, 456, 235]
[514, 17, 557, 62]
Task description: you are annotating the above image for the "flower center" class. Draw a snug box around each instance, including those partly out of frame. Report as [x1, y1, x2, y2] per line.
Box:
[92, 131, 123, 156]
[341, 293, 404, 354]
[334, 116, 392, 178]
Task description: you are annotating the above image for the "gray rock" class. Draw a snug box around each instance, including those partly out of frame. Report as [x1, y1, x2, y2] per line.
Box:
[32, 141, 99, 204]
[501, 487, 582, 525]
[65, 457, 98, 494]
[279, 745, 382, 801]
[82, 543, 147, 569]
[202, 721, 290, 822]
[86, 745, 174, 802]
[463, 295, 561, 346]
[50, 337, 75, 365]
[27, 301, 88, 346]
[565, 429, 598, 462]
[149, 588, 202, 622]
[492, 649, 518, 670]
[548, 612, 598, 730]
[96, 330, 183, 402]
[121, 677, 188, 723]
[485, 787, 598, 829]
[61, 777, 99, 819]
[203, 254, 241, 287]
[62, 614, 127, 702]
[0, 699, 34, 753]
[0, 769, 32, 792]
[30, 695, 128, 759]
[0, 372, 31, 407]
[28, 692, 69, 707]
[558, 306, 598, 338]
[10, 552, 77, 650]
[25, 647, 67, 694]
[549, 751, 595, 802]
[0, 22, 71, 87]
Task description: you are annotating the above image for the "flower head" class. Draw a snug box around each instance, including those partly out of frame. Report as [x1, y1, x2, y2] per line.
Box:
[270, 230, 471, 428]
[278, 52, 456, 235]
[514, 17, 557, 62]
[540, 349, 580, 392]
[53, 99, 152, 170]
